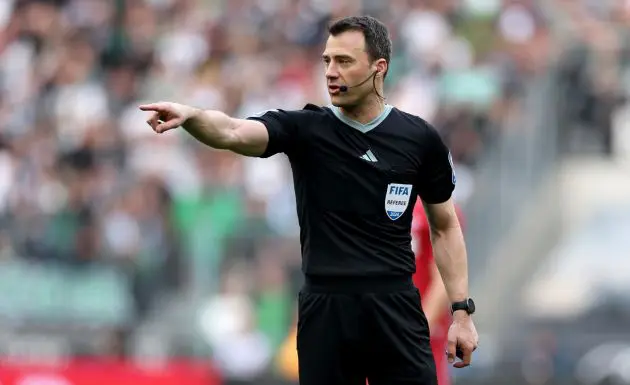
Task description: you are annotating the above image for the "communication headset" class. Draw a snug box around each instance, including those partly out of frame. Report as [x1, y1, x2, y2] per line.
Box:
[339, 71, 378, 92]
[338, 70, 385, 100]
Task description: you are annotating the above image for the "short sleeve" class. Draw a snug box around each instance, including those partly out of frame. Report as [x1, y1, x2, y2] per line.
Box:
[417, 126, 456, 204]
[246, 109, 301, 158]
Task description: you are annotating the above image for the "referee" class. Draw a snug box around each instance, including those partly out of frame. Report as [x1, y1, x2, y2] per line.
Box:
[141, 15, 478, 385]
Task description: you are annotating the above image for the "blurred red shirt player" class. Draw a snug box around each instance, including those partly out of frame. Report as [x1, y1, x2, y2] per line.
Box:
[412, 201, 465, 385]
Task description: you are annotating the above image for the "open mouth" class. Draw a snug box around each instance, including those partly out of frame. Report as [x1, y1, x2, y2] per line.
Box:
[328, 85, 341, 94]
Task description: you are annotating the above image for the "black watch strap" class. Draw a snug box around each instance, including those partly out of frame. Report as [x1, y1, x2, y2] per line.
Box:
[451, 298, 475, 315]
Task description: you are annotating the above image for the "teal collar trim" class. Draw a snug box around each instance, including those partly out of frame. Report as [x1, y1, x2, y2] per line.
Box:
[330, 104, 393, 133]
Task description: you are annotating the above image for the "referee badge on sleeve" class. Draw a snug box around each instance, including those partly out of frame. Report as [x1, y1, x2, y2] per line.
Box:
[385, 183, 412, 221]
[448, 152, 456, 185]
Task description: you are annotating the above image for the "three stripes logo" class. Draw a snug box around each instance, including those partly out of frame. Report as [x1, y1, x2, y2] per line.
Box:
[360, 149, 378, 163]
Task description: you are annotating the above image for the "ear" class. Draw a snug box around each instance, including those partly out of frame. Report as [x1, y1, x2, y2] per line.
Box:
[374, 58, 388, 77]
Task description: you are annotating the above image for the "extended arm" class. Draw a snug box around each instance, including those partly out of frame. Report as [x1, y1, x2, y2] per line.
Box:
[140, 102, 270, 157]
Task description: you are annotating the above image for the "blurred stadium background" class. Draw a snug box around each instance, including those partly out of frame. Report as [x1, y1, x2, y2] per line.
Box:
[1, 0, 630, 384]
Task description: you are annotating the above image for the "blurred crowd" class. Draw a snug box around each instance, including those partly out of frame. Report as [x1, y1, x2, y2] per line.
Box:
[547, 0, 630, 157]
[0, 0, 557, 382]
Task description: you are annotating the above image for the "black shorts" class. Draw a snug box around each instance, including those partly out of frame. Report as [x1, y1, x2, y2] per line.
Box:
[297, 275, 437, 385]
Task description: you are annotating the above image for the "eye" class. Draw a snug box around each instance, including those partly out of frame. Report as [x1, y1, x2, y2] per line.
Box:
[338, 58, 355, 66]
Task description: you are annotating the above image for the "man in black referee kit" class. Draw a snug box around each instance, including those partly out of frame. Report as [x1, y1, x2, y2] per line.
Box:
[141, 15, 478, 385]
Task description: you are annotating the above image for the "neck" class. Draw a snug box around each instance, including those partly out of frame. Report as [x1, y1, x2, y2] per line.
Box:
[340, 94, 385, 124]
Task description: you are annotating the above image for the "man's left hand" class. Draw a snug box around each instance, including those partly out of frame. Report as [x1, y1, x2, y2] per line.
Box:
[446, 312, 479, 368]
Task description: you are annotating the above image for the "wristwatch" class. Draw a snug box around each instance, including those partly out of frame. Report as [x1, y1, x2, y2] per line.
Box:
[451, 298, 476, 315]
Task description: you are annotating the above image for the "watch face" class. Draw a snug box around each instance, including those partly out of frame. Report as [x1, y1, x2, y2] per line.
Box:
[467, 298, 476, 314]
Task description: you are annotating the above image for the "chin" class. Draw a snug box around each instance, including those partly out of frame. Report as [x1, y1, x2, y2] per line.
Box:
[329, 95, 352, 108]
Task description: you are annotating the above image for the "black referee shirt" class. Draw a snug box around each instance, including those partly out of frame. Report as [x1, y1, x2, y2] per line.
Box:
[247, 104, 455, 277]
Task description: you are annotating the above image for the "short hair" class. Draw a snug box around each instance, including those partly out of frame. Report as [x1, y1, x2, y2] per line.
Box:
[328, 16, 392, 78]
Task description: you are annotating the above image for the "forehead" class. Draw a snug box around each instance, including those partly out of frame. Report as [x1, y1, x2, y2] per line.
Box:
[323, 30, 368, 59]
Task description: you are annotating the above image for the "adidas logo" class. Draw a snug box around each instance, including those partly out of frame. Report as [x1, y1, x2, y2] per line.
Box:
[360, 149, 378, 162]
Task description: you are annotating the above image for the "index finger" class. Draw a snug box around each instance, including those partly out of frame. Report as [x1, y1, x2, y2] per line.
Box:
[139, 103, 167, 112]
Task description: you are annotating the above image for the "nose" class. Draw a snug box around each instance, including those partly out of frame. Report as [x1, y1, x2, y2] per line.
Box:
[325, 63, 339, 80]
